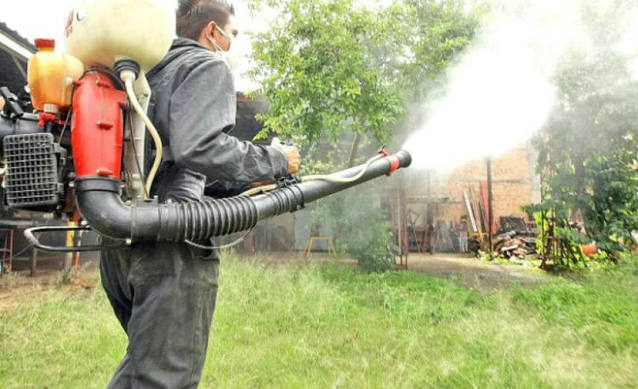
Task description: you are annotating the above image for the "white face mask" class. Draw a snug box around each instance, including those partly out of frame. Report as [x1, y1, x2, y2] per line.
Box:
[207, 26, 239, 70]
[220, 49, 240, 70]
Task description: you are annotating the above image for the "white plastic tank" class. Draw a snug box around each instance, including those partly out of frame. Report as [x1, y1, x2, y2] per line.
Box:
[65, 0, 175, 72]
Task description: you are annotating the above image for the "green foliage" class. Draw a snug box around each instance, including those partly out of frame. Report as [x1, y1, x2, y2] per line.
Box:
[3, 258, 638, 388]
[512, 258, 638, 352]
[248, 0, 478, 263]
[0, 286, 124, 388]
[532, 1, 638, 263]
[249, 0, 478, 147]
[56, 266, 77, 285]
[310, 186, 396, 272]
[402, 0, 480, 101]
[249, 0, 409, 145]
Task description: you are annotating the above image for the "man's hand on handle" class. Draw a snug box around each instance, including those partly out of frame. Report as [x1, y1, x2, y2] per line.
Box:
[271, 137, 301, 174]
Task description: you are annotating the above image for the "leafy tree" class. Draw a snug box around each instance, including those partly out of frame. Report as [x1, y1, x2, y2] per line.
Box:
[402, 0, 479, 101]
[249, 0, 409, 147]
[249, 0, 478, 150]
[248, 0, 478, 270]
[533, 0, 638, 263]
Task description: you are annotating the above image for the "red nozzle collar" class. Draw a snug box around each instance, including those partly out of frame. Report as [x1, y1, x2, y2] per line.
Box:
[386, 156, 400, 176]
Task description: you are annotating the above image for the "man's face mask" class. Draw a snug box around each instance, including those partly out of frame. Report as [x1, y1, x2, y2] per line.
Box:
[208, 25, 239, 70]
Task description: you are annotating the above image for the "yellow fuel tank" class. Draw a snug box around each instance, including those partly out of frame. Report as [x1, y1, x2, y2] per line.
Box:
[64, 0, 175, 72]
[27, 39, 84, 111]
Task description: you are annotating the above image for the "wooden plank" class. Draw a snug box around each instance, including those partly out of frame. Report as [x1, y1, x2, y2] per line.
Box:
[463, 190, 478, 233]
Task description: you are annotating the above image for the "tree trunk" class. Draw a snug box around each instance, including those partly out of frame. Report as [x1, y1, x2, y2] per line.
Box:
[347, 133, 361, 168]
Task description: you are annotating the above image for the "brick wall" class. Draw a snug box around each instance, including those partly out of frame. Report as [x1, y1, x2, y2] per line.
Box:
[402, 143, 540, 226]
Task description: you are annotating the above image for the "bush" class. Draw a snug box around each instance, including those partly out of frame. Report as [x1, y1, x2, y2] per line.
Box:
[311, 186, 396, 272]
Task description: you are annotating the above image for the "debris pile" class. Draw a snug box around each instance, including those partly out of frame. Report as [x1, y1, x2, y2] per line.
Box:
[494, 217, 538, 258]
[494, 230, 537, 257]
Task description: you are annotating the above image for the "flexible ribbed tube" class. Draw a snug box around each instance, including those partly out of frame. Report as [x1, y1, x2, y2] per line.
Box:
[72, 151, 411, 246]
[157, 196, 258, 242]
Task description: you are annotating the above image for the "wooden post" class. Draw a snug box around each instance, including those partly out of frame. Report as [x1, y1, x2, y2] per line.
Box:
[486, 157, 494, 252]
[29, 247, 38, 277]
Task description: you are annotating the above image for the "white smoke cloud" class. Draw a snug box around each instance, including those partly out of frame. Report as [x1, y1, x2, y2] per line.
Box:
[403, 0, 636, 172]
[617, 7, 638, 81]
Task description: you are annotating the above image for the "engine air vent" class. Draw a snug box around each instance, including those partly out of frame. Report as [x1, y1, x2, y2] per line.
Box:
[3, 133, 61, 208]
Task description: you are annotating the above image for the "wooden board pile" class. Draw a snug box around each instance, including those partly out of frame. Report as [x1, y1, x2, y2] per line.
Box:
[494, 216, 538, 257]
[494, 230, 537, 257]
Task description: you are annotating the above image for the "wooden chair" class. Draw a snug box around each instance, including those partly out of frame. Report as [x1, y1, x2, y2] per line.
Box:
[302, 236, 337, 259]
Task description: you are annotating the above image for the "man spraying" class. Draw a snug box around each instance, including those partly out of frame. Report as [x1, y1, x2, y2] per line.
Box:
[100, 1, 301, 387]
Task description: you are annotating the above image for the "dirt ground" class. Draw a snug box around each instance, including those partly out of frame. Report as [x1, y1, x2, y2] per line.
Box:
[0, 261, 99, 312]
[406, 253, 549, 288]
[258, 251, 549, 288]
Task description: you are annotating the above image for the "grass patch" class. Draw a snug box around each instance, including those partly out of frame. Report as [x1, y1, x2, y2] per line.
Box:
[1, 256, 637, 388]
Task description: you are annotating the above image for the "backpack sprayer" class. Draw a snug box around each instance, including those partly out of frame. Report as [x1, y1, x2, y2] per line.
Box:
[0, 0, 411, 252]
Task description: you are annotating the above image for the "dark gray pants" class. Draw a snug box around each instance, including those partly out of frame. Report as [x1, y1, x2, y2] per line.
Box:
[100, 240, 219, 389]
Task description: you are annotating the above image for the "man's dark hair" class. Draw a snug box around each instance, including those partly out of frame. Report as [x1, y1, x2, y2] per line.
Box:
[177, 0, 235, 41]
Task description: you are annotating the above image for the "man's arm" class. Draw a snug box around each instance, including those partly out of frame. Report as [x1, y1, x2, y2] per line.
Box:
[168, 58, 289, 182]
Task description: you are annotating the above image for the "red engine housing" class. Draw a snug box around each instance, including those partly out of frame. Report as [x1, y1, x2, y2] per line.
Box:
[71, 71, 126, 178]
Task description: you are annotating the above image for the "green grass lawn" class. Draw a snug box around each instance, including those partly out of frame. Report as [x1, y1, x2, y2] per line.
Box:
[1, 256, 637, 388]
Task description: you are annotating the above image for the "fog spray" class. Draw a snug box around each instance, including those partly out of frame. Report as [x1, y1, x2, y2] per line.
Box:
[403, 0, 638, 172]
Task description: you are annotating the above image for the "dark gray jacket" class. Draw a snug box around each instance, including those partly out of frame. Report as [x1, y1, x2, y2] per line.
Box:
[146, 38, 288, 202]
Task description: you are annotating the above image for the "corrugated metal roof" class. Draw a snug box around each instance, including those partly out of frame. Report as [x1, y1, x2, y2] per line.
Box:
[0, 22, 33, 95]
[0, 22, 36, 53]
[0, 50, 27, 95]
